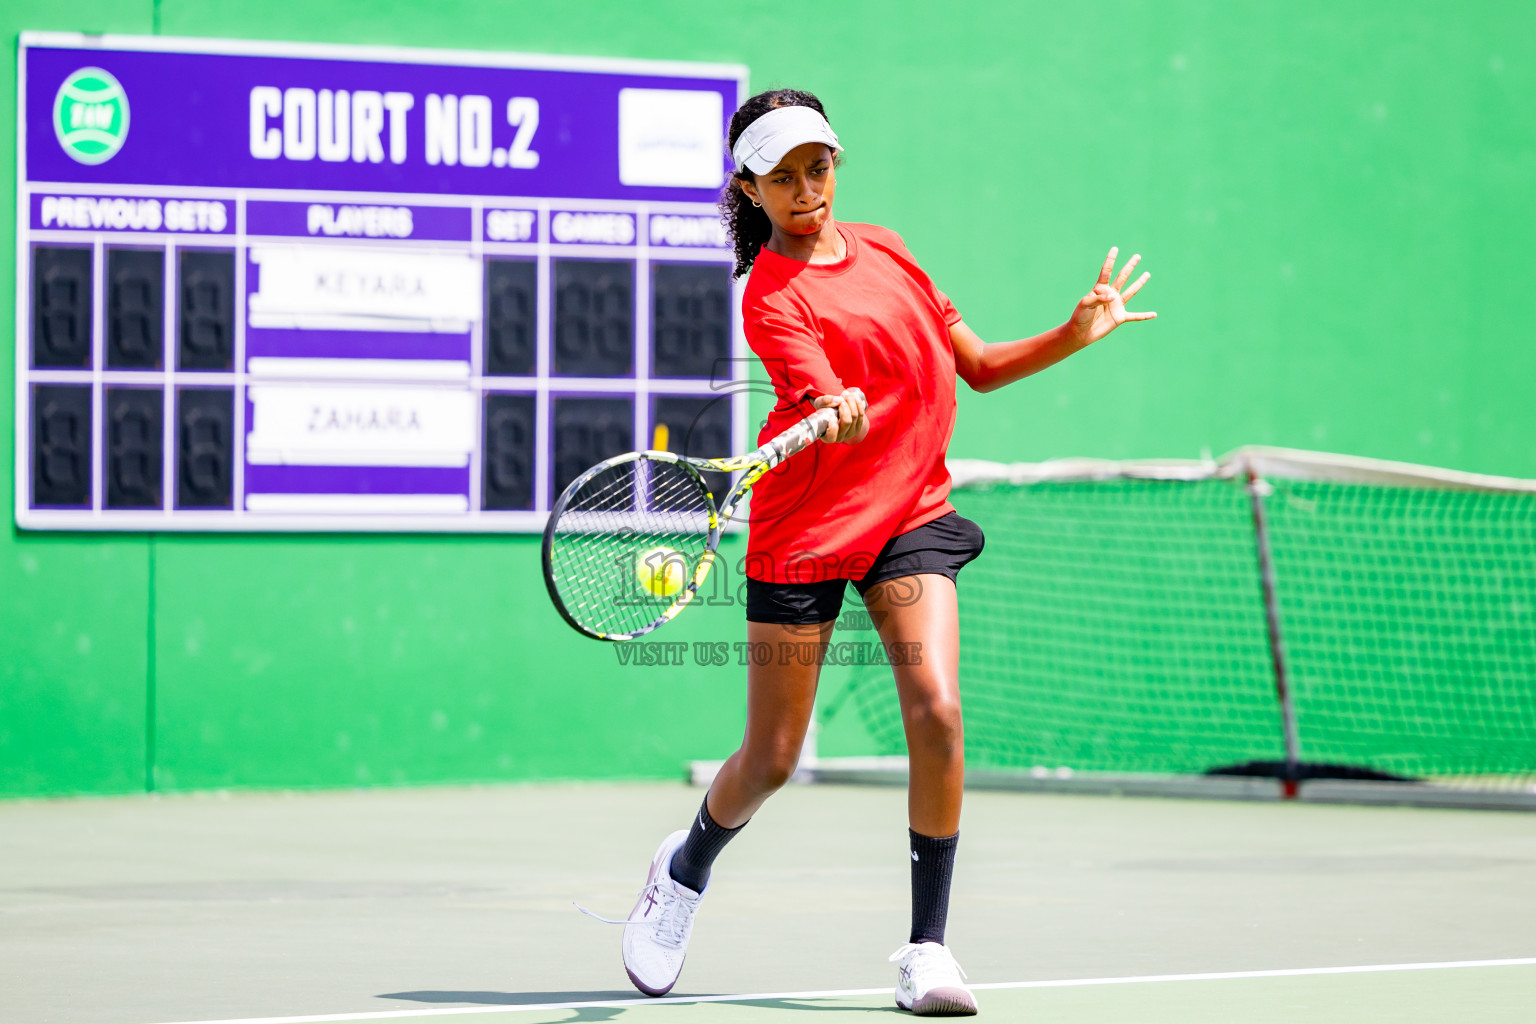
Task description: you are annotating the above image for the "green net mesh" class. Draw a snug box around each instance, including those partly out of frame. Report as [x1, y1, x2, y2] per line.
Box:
[826, 468, 1536, 790]
[1267, 480, 1536, 784]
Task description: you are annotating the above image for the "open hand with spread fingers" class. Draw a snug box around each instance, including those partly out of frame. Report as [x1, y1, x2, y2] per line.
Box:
[1067, 247, 1156, 348]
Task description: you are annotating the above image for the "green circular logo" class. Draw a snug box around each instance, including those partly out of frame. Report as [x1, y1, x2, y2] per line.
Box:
[53, 67, 130, 165]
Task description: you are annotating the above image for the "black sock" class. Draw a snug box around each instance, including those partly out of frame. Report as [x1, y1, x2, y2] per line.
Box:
[909, 828, 959, 945]
[667, 795, 745, 894]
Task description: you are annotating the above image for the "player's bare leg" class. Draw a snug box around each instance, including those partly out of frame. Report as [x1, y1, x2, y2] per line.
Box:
[707, 618, 835, 827]
[865, 574, 977, 1016]
[865, 575, 964, 835]
[618, 618, 830, 996]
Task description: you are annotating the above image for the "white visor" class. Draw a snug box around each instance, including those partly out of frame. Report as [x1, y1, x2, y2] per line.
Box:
[731, 106, 841, 175]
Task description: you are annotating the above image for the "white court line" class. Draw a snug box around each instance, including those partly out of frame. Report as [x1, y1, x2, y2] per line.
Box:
[144, 957, 1536, 1024]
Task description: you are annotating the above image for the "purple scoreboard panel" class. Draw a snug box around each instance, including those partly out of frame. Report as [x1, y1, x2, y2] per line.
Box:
[16, 33, 749, 531]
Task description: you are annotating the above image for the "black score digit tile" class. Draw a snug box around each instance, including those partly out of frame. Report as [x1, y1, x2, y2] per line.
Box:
[176, 388, 234, 509]
[484, 258, 537, 377]
[651, 262, 731, 380]
[32, 247, 93, 369]
[31, 385, 92, 507]
[553, 260, 633, 377]
[106, 248, 165, 369]
[178, 250, 235, 371]
[482, 393, 536, 510]
[552, 396, 633, 498]
[105, 387, 164, 509]
[652, 394, 733, 502]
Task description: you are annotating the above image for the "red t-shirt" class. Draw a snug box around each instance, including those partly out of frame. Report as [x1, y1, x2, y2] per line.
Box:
[742, 221, 962, 584]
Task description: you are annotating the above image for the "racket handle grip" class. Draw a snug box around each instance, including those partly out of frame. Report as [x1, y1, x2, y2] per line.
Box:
[753, 388, 869, 469]
[808, 387, 867, 439]
[770, 388, 867, 464]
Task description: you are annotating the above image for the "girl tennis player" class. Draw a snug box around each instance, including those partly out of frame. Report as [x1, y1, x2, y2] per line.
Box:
[617, 89, 1155, 1015]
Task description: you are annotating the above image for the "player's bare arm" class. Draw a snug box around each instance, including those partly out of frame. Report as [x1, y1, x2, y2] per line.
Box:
[949, 246, 1157, 393]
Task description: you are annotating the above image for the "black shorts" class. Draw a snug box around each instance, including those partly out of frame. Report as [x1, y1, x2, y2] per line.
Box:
[745, 512, 986, 624]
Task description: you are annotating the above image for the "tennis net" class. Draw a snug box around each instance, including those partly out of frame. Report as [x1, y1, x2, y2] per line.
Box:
[823, 447, 1536, 795]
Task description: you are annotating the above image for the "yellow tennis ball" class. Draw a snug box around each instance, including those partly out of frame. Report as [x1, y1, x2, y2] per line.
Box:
[636, 546, 686, 598]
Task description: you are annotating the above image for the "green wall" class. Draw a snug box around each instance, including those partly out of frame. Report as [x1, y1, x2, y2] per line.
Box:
[4, 2, 1533, 796]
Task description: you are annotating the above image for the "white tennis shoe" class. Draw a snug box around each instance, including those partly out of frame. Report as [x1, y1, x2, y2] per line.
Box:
[620, 829, 702, 996]
[890, 941, 978, 1016]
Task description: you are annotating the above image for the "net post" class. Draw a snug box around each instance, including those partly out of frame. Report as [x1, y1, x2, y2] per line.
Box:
[1245, 461, 1303, 797]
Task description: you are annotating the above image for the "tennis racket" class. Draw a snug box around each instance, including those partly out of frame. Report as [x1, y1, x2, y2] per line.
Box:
[542, 389, 865, 641]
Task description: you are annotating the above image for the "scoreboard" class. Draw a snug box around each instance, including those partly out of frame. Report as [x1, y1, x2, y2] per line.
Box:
[15, 33, 748, 531]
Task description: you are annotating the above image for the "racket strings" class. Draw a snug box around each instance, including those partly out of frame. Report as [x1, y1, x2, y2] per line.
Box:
[547, 458, 715, 637]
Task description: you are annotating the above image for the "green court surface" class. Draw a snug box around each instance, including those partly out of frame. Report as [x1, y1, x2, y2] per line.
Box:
[1, 783, 1532, 1024]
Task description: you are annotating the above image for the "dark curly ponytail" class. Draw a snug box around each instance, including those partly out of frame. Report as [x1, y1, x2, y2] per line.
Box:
[721, 89, 833, 278]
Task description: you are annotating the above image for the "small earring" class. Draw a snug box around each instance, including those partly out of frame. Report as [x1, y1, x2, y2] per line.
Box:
[751, 200, 761, 208]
